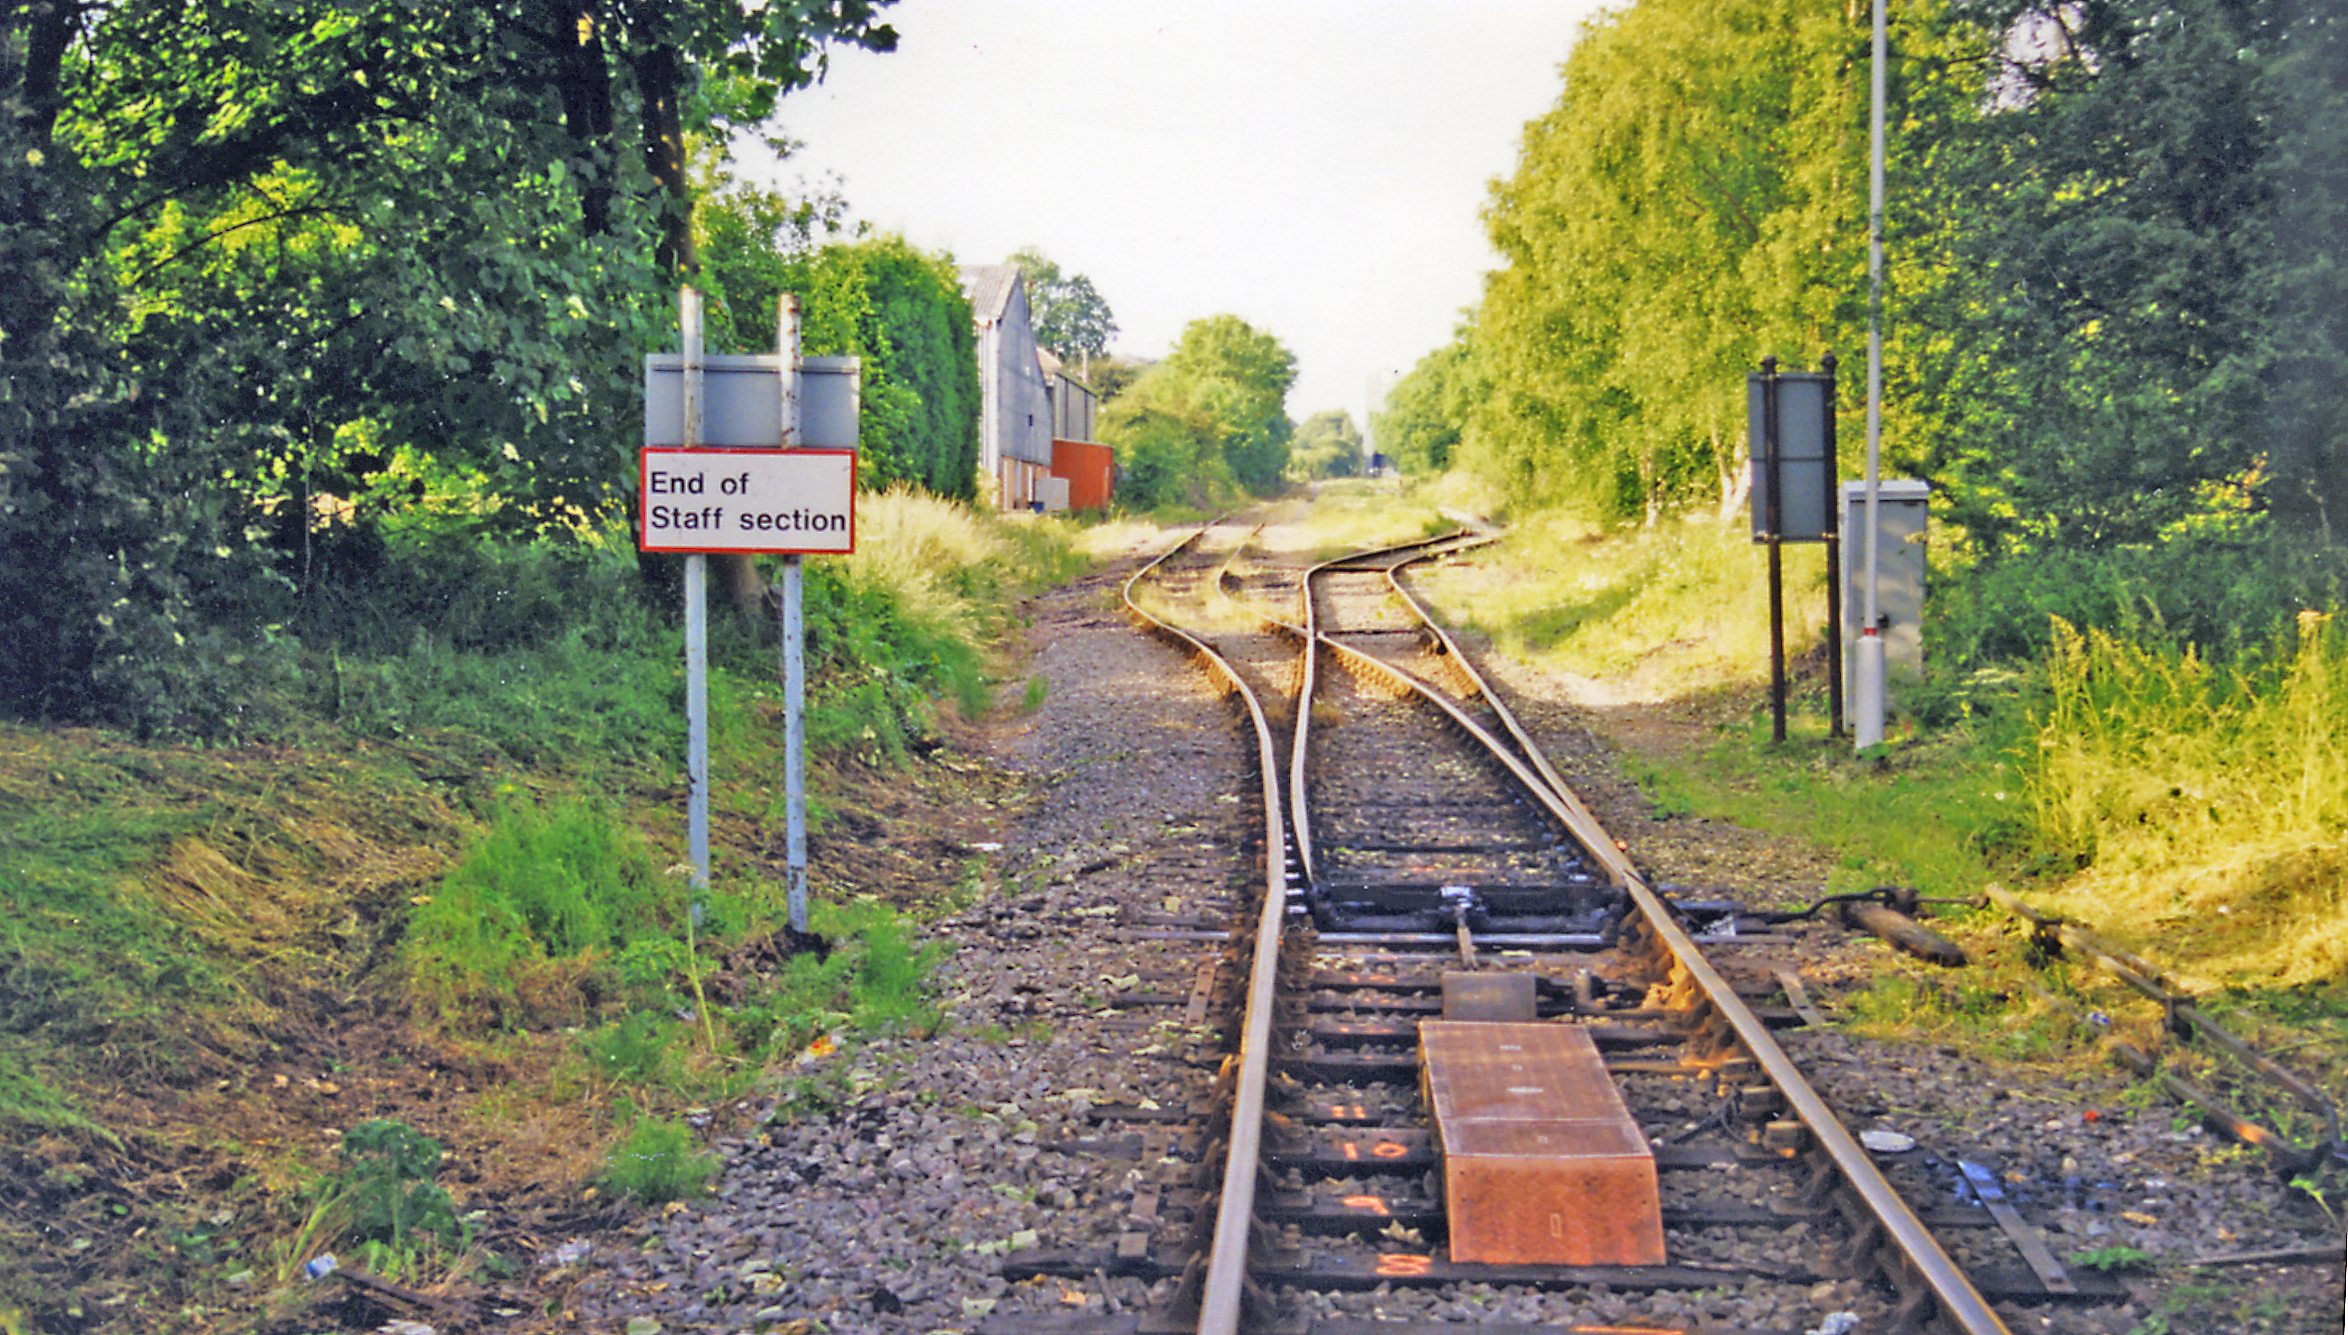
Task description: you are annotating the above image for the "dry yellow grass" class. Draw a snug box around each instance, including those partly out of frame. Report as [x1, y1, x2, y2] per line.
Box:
[842, 485, 1029, 628]
[2032, 613, 2348, 990]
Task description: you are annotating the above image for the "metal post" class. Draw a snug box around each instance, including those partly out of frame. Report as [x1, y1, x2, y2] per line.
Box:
[1761, 357, 1787, 744]
[783, 558, 807, 933]
[681, 287, 711, 895]
[685, 557, 710, 896]
[777, 295, 810, 934]
[1856, 0, 1890, 751]
[1821, 353, 1845, 737]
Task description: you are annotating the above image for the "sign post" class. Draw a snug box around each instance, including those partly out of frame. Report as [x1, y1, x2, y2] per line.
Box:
[681, 289, 710, 899]
[1858, 0, 1892, 753]
[1748, 356, 1841, 742]
[777, 296, 810, 936]
[643, 294, 857, 933]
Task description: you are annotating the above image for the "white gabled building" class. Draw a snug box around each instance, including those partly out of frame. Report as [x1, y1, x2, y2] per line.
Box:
[961, 265, 1055, 510]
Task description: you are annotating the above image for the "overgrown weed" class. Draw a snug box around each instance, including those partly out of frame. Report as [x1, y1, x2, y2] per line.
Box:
[2027, 612, 2348, 990]
[276, 1119, 469, 1285]
[597, 1111, 719, 1205]
[405, 799, 672, 1032]
[0, 493, 1072, 1326]
[1450, 504, 2346, 1081]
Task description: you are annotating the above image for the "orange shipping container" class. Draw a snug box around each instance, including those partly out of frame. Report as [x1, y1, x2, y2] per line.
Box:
[1051, 438, 1114, 512]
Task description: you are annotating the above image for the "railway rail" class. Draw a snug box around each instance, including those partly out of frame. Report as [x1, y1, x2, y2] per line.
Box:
[982, 520, 2252, 1335]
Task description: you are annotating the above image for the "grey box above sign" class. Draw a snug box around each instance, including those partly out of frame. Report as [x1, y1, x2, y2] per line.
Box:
[1748, 371, 1835, 543]
[644, 354, 861, 450]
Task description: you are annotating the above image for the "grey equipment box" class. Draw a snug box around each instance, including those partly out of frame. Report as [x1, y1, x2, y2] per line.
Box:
[1839, 479, 1929, 702]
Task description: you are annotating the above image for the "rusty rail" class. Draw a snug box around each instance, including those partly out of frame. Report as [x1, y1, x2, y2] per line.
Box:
[1120, 527, 1293, 1335]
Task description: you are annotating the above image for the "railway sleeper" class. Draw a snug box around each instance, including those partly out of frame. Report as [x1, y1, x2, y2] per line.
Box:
[1270, 1126, 1791, 1174]
[1004, 1241, 1819, 1294]
[1303, 992, 1804, 1030]
[1300, 1018, 1687, 1049]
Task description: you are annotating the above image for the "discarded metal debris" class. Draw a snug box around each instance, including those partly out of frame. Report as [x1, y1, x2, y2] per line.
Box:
[1835, 896, 1970, 966]
[1994, 885, 2344, 1167]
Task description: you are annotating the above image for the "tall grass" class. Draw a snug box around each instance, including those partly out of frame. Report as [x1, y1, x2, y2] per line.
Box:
[804, 488, 1082, 753]
[405, 800, 674, 1030]
[2027, 611, 2348, 988]
[1415, 513, 1832, 698]
[848, 485, 1081, 633]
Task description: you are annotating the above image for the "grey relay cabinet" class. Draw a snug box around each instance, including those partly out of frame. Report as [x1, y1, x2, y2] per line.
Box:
[1840, 479, 1928, 705]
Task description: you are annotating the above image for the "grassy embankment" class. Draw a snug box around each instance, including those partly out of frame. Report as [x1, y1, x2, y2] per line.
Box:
[0, 488, 1084, 1329]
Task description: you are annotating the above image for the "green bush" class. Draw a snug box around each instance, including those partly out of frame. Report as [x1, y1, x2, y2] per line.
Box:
[841, 898, 943, 1035]
[301, 1119, 465, 1281]
[1931, 529, 2348, 676]
[293, 522, 657, 658]
[582, 1011, 676, 1087]
[405, 800, 674, 1029]
[708, 898, 941, 1065]
[598, 1114, 718, 1204]
[799, 560, 987, 758]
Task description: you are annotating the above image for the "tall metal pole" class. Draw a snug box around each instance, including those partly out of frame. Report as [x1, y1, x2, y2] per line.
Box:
[778, 295, 811, 935]
[1821, 353, 1845, 736]
[1761, 357, 1787, 743]
[1855, 0, 1890, 751]
[682, 287, 712, 894]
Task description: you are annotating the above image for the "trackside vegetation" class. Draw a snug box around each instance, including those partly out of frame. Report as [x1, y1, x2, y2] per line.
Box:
[0, 487, 1076, 1328]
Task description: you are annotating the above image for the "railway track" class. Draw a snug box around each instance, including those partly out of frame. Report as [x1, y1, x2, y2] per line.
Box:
[983, 522, 2225, 1335]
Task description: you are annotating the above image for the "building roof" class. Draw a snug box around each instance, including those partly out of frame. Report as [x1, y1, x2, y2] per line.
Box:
[960, 265, 1022, 324]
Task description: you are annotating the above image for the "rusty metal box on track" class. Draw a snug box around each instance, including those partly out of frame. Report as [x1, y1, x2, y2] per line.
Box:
[1419, 1020, 1666, 1266]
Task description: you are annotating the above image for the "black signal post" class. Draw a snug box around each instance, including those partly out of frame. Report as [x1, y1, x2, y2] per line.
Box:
[1749, 355, 1841, 744]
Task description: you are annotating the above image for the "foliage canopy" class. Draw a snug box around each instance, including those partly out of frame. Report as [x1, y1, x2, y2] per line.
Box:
[0, 0, 897, 732]
[698, 182, 981, 500]
[1099, 314, 1297, 508]
[1007, 246, 1118, 365]
[1288, 408, 1364, 481]
[1399, 0, 2345, 666]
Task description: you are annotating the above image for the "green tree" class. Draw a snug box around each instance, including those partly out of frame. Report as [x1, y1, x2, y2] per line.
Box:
[1374, 340, 1480, 475]
[1464, 0, 1880, 522]
[1287, 409, 1364, 481]
[693, 149, 853, 351]
[1083, 353, 1150, 403]
[1098, 394, 1233, 511]
[1099, 316, 1294, 506]
[1161, 314, 1296, 494]
[0, 0, 898, 731]
[1007, 246, 1118, 366]
[1897, 0, 2347, 554]
[795, 237, 981, 499]
[2259, 0, 2348, 535]
[699, 183, 979, 499]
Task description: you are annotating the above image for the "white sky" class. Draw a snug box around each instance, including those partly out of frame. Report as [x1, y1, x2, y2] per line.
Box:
[746, 0, 1609, 434]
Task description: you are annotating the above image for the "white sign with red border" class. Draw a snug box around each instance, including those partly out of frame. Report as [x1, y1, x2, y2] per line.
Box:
[638, 447, 857, 554]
